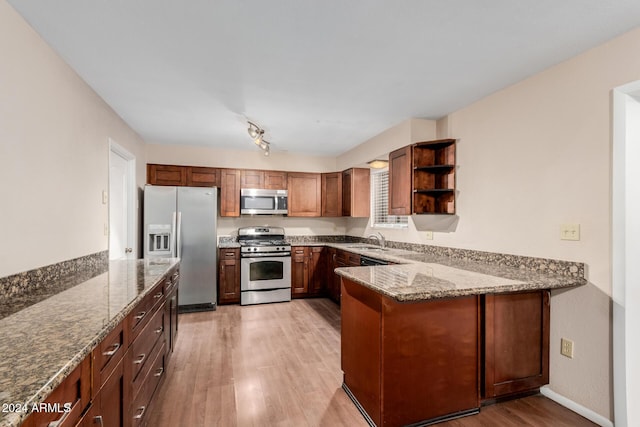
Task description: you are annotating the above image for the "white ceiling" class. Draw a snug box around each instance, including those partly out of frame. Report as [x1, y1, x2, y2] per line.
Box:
[8, 0, 640, 156]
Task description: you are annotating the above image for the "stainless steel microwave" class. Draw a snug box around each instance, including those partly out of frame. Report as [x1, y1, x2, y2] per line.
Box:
[240, 189, 288, 215]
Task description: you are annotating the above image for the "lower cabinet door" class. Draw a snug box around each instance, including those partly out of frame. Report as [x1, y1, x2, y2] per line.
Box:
[483, 290, 550, 399]
[78, 359, 124, 427]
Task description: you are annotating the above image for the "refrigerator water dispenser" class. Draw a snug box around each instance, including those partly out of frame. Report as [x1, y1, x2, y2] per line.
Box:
[147, 224, 172, 255]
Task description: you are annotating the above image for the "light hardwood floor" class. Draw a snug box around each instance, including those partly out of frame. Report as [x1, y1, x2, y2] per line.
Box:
[146, 299, 597, 427]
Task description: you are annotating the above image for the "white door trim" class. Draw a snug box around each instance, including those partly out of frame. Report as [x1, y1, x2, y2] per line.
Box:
[612, 80, 640, 427]
[109, 139, 136, 259]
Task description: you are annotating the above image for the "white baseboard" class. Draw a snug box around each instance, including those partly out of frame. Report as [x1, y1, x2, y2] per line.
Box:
[540, 386, 614, 427]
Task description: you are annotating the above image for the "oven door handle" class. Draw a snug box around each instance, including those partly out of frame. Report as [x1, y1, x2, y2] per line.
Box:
[241, 252, 291, 258]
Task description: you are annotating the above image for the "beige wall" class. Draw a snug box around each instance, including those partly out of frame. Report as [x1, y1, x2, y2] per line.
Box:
[336, 118, 436, 170]
[146, 143, 337, 172]
[0, 0, 147, 278]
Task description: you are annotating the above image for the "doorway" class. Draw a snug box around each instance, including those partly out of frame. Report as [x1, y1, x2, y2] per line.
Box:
[612, 81, 640, 427]
[109, 140, 136, 260]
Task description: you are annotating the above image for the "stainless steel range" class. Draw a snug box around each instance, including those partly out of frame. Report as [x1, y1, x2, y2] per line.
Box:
[238, 226, 291, 305]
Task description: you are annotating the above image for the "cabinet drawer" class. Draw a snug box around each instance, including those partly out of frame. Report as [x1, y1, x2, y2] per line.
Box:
[93, 321, 126, 390]
[131, 320, 166, 401]
[131, 341, 167, 427]
[25, 356, 91, 427]
[130, 306, 165, 386]
[220, 248, 239, 259]
[128, 283, 165, 341]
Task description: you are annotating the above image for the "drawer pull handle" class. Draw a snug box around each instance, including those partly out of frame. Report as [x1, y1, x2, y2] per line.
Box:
[102, 342, 121, 357]
[93, 415, 104, 426]
[154, 367, 164, 377]
[133, 353, 146, 365]
[155, 326, 164, 334]
[47, 410, 70, 427]
[134, 311, 146, 321]
[154, 292, 163, 299]
[133, 406, 146, 420]
[225, 252, 235, 257]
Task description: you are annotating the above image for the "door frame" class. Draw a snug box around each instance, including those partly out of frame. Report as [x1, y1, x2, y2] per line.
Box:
[612, 80, 640, 427]
[109, 139, 136, 259]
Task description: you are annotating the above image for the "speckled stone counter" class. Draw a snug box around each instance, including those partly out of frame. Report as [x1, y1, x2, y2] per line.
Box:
[332, 245, 585, 302]
[0, 258, 179, 427]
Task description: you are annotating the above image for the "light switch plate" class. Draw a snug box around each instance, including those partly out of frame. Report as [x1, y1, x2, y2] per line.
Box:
[560, 223, 580, 241]
[102, 190, 108, 205]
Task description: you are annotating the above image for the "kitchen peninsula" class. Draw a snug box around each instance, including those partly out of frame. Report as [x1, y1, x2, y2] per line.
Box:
[334, 250, 585, 427]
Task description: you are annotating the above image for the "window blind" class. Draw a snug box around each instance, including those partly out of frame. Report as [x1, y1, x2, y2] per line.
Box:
[370, 169, 408, 228]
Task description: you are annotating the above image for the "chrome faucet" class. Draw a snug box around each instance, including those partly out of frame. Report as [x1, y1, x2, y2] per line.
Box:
[367, 232, 386, 248]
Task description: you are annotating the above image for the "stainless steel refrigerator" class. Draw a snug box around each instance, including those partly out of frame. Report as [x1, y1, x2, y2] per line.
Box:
[144, 185, 217, 312]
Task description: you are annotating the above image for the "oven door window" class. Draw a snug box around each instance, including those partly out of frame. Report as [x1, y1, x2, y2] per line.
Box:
[249, 260, 284, 281]
[242, 196, 275, 211]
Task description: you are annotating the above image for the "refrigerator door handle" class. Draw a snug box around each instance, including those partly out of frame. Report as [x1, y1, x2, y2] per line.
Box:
[176, 211, 183, 259]
[171, 211, 177, 258]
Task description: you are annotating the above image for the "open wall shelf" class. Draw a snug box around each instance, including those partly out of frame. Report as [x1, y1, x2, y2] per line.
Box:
[412, 139, 456, 214]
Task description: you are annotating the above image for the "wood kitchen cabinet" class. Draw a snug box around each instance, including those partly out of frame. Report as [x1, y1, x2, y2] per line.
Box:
[388, 145, 412, 215]
[240, 170, 288, 190]
[288, 172, 322, 217]
[291, 246, 326, 298]
[483, 290, 550, 400]
[291, 247, 309, 297]
[308, 246, 326, 296]
[342, 168, 370, 217]
[328, 249, 360, 304]
[148, 164, 220, 188]
[147, 164, 187, 186]
[218, 248, 241, 304]
[240, 169, 264, 188]
[264, 171, 288, 190]
[388, 139, 456, 215]
[187, 166, 220, 187]
[220, 169, 241, 217]
[341, 278, 480, 426]
[23, 356, 92, 427]
[413, 139, 456, 214]
[321, 172, 342, 217]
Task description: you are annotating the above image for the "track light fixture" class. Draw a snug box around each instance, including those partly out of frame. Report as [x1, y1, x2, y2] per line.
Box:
[247, 121, 271, 156]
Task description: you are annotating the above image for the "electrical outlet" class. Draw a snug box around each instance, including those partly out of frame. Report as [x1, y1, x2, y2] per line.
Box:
[104, 223, 109, 236]
[424, 231, 433, 240]
[560, 223, 580, 241]
[560, 338, 574, 358]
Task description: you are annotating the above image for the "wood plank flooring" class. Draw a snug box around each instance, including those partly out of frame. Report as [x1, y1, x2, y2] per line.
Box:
[146, 298, 597, 427]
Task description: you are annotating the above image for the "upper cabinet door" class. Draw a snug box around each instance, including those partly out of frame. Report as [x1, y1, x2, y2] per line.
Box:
[388, 146, 412, 215]
[321, 172, 342, 217]
[147, 164, 187, 186]
[220, 169, 241, 217]
[187, 167, 220, 187]
[288, 172, 321, 217]
[342, 168, 370, 217]
[264, 171, 288, 190]
[240, 170, 265, 189]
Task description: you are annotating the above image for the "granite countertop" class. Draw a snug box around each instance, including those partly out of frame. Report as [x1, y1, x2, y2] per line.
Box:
[218, 241, 240, 248]
[331, 244, 585, 302]
[0, 258, 180, 427]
